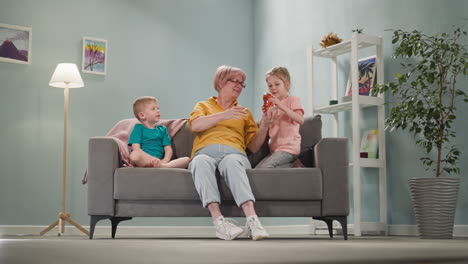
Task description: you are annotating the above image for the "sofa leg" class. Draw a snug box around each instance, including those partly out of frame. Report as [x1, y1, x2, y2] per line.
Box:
[110, 217, 132, 239]
[335, 216, 348, 240]
[313, 216, 348, 240]
[321, 218, 334, 239]
[89, 215, 112, 239]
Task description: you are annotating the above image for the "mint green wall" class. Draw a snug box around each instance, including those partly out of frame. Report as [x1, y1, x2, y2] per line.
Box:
[0, 0, 254, 226]
[253, 0, 468, 225]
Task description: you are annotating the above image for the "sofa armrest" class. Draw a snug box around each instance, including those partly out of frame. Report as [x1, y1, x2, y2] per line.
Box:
[87, 137, 119, 216]
[314, 137, 349, 216]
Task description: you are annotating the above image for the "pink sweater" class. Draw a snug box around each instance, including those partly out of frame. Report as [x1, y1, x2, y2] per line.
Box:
[267, 96, 304, 155]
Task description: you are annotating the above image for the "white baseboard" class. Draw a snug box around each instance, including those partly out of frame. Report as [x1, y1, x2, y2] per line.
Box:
[388, 224, 468, 237]
[1, 224, 467, 237]
[388, 224, 418, 236]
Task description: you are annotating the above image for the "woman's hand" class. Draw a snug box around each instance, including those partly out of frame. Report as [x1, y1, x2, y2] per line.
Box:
[248, 112, 272, 153]
[190, 106, 247, 133]
[222, 106, 247, 121]
[259, 109, 274, 129]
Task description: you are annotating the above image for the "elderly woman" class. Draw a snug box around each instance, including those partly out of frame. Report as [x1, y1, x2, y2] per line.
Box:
[188, 65, 271, 241]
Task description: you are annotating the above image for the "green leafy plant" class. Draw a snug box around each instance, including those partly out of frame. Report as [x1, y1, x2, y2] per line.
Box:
[374, 25, 468, 177]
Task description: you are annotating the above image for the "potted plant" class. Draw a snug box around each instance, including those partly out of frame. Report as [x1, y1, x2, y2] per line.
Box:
[374, 25, 467, 238]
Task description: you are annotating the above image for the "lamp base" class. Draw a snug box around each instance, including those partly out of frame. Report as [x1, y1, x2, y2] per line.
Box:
[40, 212, 90, 237]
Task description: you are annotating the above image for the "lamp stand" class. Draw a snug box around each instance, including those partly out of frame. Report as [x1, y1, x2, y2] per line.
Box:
[40, 87, 89, 237]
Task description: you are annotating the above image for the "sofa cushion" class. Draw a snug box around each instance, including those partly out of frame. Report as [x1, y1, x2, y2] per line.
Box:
[171, 123, 195, 159]
[247, 136, 270, 167]
[248, 115, 322, 168]
[220, 168, 323, 201]
[172, 115, 321, 166]
[298, 115, 322, 167]
[114, 200, 322, 217]
[300, 115, 322, 150]
[114, 167, 322, 202]
[114, 168, 200, 200]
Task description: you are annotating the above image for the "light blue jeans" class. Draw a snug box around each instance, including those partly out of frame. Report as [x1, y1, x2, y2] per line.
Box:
[255, 151, 297, 168]
[189, 144, 255, 208]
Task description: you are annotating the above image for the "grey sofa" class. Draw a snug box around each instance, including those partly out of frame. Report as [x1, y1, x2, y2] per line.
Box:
[87, 115, 349, 239]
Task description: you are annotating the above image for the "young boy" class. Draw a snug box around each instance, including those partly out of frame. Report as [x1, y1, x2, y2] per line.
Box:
[129, 96, 190, 168]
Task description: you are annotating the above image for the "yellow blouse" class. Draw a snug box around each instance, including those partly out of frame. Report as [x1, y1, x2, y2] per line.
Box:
[188, 96, 258, 157]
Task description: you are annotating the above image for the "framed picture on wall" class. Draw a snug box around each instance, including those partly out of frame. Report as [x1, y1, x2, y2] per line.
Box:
[0, 23, 32, 64]
[345, 55, 376, 97]
[82, 37, 107, 75]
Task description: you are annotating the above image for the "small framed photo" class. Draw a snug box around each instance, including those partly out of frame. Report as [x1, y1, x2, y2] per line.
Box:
[345, 55, 376, 96]
[82, 37, 107, 75]
[0, 23, 32, 64]
[360, 129, 378, 158]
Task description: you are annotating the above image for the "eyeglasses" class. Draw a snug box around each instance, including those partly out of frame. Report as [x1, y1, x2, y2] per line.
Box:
[227, 79, 246, 88]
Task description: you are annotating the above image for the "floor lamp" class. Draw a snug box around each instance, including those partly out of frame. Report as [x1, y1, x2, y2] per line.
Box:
[40, 63, 90, 237]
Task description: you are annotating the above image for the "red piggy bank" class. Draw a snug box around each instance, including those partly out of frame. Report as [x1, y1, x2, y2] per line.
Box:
[262, 93, 275, 113]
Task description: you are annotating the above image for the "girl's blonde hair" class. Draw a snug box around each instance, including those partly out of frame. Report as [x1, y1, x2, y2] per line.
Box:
[213, 65, 246, 92]
[133, 96, 158, 120]
[266, 67, 291, 90]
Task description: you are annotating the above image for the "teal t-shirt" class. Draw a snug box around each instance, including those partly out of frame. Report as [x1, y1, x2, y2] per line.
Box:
[128, 124, 171, 159]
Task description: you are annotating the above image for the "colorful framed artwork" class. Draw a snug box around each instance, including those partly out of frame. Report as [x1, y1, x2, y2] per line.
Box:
[360, 129, 379, 158]
[0, 23, 32, 64]
[82, 37, 107, 75]
[345, 55, 376, 96]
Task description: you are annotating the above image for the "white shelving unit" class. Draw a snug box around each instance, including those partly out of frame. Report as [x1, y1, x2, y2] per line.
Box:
[307, 33, 387, 236]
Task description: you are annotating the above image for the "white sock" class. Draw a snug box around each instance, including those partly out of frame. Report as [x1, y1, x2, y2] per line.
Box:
[213, 215, 224, 224]
[246, 215, 258, 222]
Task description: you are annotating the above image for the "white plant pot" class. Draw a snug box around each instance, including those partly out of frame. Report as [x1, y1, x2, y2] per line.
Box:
[408, 177, 460, 239]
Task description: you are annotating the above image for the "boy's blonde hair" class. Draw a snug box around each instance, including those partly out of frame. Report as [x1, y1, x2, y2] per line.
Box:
[213, 65, 246, 92]
[266, 67, 291, 90]
[133, 96, 158, 121]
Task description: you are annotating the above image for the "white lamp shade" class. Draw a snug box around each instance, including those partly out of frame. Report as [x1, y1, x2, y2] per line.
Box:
[49, 63, 84, 88]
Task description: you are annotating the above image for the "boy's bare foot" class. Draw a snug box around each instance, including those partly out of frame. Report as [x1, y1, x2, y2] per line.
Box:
[150, 158, 161, 168]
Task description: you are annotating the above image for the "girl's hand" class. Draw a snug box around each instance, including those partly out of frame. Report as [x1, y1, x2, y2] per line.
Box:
[268, 96, 280, 106]
[269, 96, 286, 112]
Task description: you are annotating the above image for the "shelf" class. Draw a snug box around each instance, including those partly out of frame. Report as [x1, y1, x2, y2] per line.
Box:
[308, 32, 386, 237]
[313, 96, 384, 114]
[349, 158, 385, 168]
[312, 33, 382, 58]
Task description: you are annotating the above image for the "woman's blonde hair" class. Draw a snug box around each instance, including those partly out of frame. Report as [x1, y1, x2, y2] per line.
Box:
[213, 65, 246, 92]
[132, 96, 158, 120]
[266, 66, 291, 90]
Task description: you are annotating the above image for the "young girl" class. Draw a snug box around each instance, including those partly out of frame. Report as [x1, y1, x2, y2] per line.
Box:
[256, 67, 304, 168]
